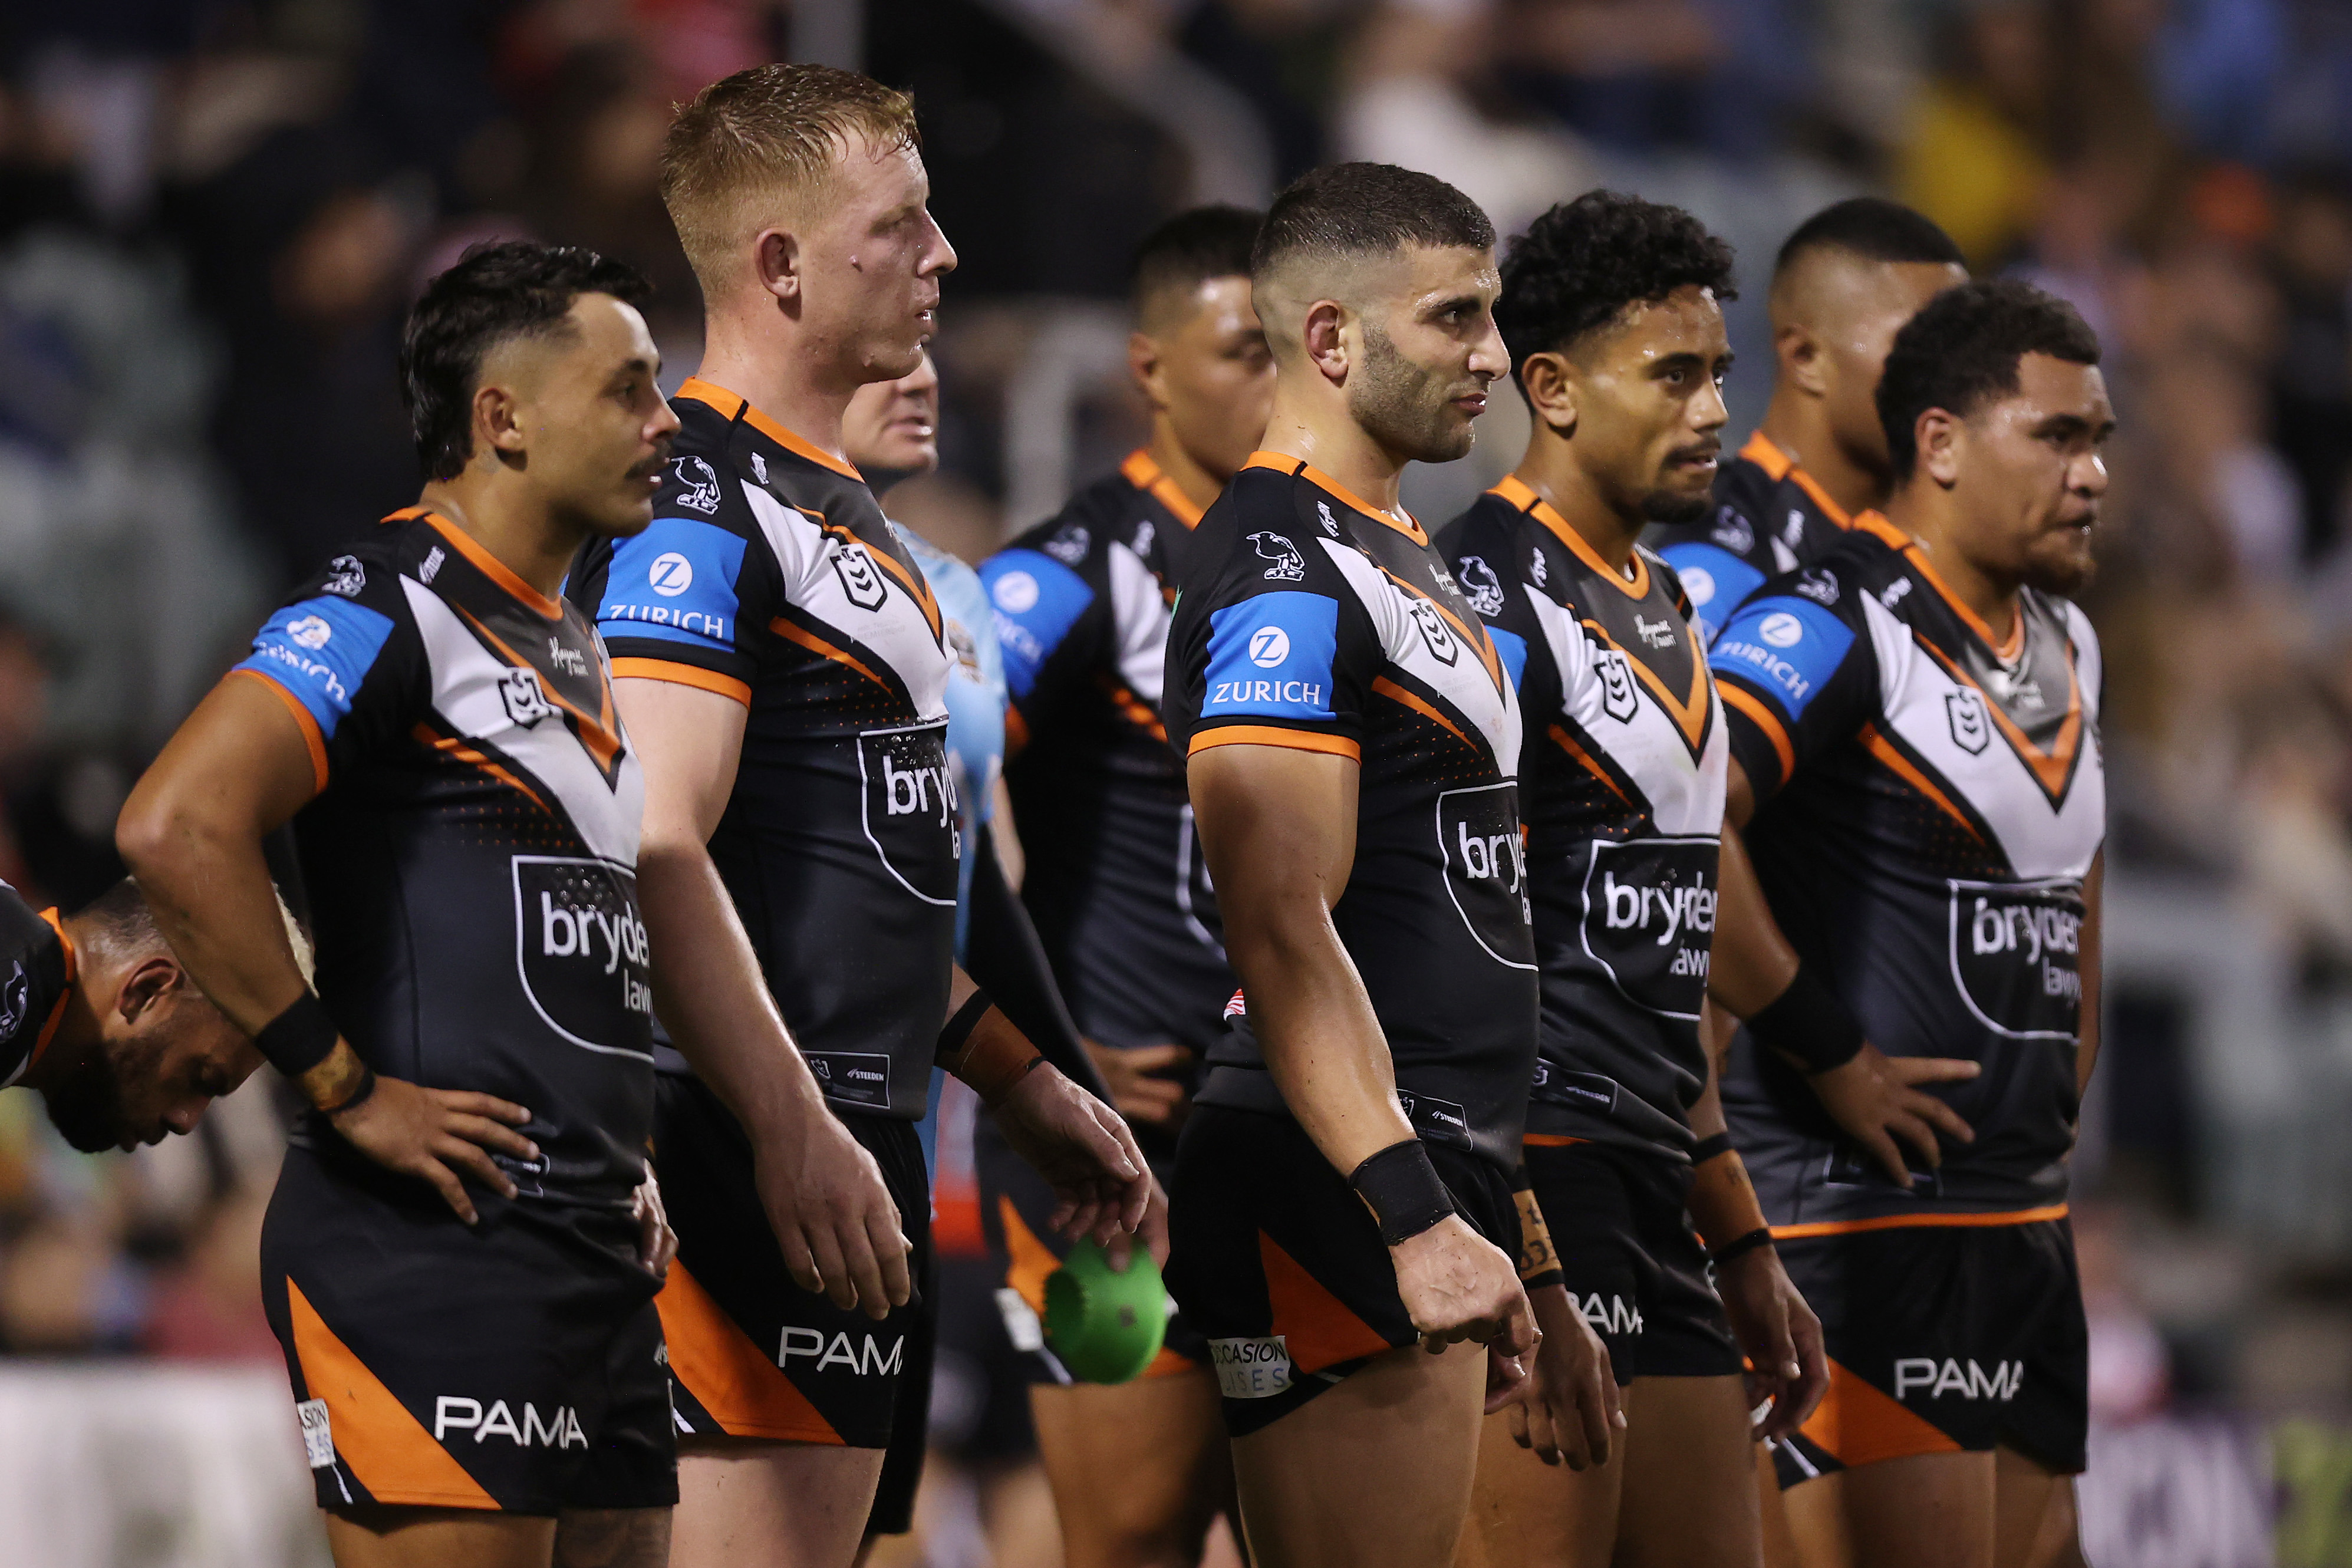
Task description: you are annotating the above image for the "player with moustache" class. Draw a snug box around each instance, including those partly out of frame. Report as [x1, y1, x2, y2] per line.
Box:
[1162, 163, 1613, 1568]
[568, 65, 1155, 1568]
[1708, 280, 2112, 1568]
[976, 204, 1274, 1568]
[1650, 199, 1966, 644]
[120, 242, 688, 1568]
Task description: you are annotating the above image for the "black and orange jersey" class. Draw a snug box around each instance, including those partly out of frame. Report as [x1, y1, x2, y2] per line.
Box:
[1165, 454, 1536, 1167]
[570, 381, 954, 1121]
[1440, 479, 1725, 1164]
[232, 510, 651, 1206]
[0, 884, 73, 1089]
[1708, 513, 2105, 1224]
[1649, 431, 1856, 644]
[978, 450, 1234, 1059]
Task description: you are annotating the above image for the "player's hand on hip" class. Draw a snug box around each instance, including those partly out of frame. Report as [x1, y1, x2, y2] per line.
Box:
[1807, 1042, 1978, 1187]
[631, 1168, 677, 1280]
[1507, 1283, 1623, 1467]
[1082, 1040, 1194, 1130]
[328, 1079, 538, 1227]
[1716, 1243, 1827, 1438]
[993, 1063, 1151, 1248]
[752, 1102, 911, 1320]
[1391, 1214, 1536, 1358]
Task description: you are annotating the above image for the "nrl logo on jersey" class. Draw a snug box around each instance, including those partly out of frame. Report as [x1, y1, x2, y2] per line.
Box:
[1597, 648, 1638, 722]
[832, 540, 888, 611]
[1250, 531, 1305, 581]
[672, 456, 723, 513]
[500, 667, 556, 729]
[321, 556, 365, 597]
[1456, 555, 1506, 617]
[1946, 688, 1991, 755]
[1408, 598, 1459, 666]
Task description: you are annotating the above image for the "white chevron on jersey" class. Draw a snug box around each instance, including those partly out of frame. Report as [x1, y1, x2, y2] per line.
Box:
[1106, 539, 1172, 707]
[741, 485, 950, 722]
[1523, 588, 1725, 838]
[1318, 536, 1521, 773]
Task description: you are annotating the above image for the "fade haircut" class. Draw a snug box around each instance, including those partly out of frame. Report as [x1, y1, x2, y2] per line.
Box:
[1494, 190, 1736, 383]
[661, 63, 921, 295]
[1132, 205, 1263, 328]
[74, 878, 314, 984]
[1250, 163, 1494, 292]
[400, 240, 653, 481]
[1877, 278, 2101, 480]
[1773, 197, 1965, 279]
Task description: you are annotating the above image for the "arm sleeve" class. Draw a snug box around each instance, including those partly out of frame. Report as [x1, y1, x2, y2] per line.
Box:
[961, 818, 1114, 1103]
[590, 502, 775, 705]
[1708, 588, 1878, 805]
[229, 565, 412, 792]
[1173, 547, 1371, 761]
[980, 546, 1102, 747]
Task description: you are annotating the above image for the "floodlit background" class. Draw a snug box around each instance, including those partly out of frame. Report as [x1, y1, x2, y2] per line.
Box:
[1, 1, 2350, 1563]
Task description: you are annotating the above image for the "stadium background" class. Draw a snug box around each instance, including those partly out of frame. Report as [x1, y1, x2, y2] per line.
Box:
[0, 1, 2346, 1563]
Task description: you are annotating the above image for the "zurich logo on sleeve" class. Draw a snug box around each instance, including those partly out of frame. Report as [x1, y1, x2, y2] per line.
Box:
[979, 548, 1093, 700]
[597, 518, 747, 651]
[1656, 541, 1763, 645]
[235, 594, 396, 739]
[1709, 595, 1852, 719]
[1204, 592, 1339, 720]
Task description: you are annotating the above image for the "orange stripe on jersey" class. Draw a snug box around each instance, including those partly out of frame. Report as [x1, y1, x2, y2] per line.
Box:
[676, 377, 865, 482]
[610, 657, 751, 706]
[1523, 1133, 1588, 1148]
[25, 908, 76, 1077]
[1121, 448, 1205, 529]
[1579, 616, 1712, 751]
[419, 514, 563, 620]
[1859, 724, 1984, 841]
[1718, 682, 1794, 786]
[1259, 1233, 1394, 1374]
[1188, 726, 1361, 762]
[285, 1277, 499, 1508]
[1799, 1356, 1963, 1470]
[997, 1196, 1061, 1316]
[770, 617, 892, 691]
[1491, 476, 1653, 602]
[821, 521, 941, 639]
[232, 668, 330, 793]
[1913, 637, 2084, 801]
[654, 1263, 845, 1444]
[1740, 433, 1853, 531]
[1244, 452, 1428, 545]
[453, 607, 625, 774]
[1547, 724, 1633, 806]
[1771, 1204, 2068, 1240]
[1867, 517, 2026, 661]
[1372, 676, 1476, 750]
[413, 724, 552, 816]
[1098, 675, 1169, 742]
[1376, 564, 1506, 693]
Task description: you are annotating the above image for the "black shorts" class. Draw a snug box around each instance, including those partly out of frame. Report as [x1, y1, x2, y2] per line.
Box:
[261, 1144, 676, 1516]
[1767, 1214, 2087, 1488]
[1526, 1138, 1743, 1383]
[648, 1075, 937, 1534]
[974, 1110, 1208, 1385]
[1167, 1105, 1519, 1438]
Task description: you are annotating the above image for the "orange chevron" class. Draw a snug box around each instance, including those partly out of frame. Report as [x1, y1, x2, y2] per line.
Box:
[1373, 676, 1476, 751]
[1912, 636, 2083, 802]
[1859, 723, 1983, 841]
[771, 617, 891, 691]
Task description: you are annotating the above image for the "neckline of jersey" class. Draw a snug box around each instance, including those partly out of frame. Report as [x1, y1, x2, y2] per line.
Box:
[676, 377, 865, 483]
[384, 507, 565, 621]
[1119, 449, 1205, 530]
[1243, 451, 1428, 545]
[1740, 431, 1853, 531]
[25, 907, 75, 1078]
[1854, 509, 2027, 661]
[1490, 476, 1652, 601]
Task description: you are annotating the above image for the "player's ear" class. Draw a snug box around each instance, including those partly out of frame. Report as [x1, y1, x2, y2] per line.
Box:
[752, 228, 803, 305]
[113, 954, 182, 1025]
[1780, 321, 1829, 397]
[1519, 351, 1577, 437]
[1916, 407, 1963, 489]
[476, 379, 527, 465]
[1301, 299, 1349, 385]
[1128, 330, 1168, 411]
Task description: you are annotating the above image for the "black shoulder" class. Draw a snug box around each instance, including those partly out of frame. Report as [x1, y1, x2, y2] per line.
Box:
[1642, 546, 1692, 618]
[1005, 470, 1136, 575]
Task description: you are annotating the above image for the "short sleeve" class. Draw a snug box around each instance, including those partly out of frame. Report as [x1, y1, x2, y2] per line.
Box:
[981, 546, 1099, 728]
[1709, 591, 1875, 802]
[1184, 586, 1363, 760]
[1654, 537, 1766, 648]
[230, 562, 409, 792]
[591, 513, 767, 704]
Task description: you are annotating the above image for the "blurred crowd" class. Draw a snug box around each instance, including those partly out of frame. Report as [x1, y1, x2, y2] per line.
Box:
[3, 0, 2352, 1535]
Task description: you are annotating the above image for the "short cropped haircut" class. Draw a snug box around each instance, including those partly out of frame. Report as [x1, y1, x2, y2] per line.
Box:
[1132, 205, 1262, 325]
[74, 877, 315, 985]
[661, 64, 920, 294]
[1250, 163, 1493, 284]
[1876, 278, 2101, 480]
[1494, 190, 1736, 376]
[400, 240, 653, 481]
[1773, 197, 1965, 278]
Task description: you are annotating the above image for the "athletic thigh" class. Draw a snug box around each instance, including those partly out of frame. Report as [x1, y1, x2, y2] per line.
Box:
[324, 1508, 556, 1568]
[1826, 1451, 1999, 1568]
[1992, 1447, 2085, 1568]
[551, 1507, 671, 1568]
[1459, 1396, 1619, 1568]
[1030, 1367, 1229, 1568]
[670, 1443, 885, 1568]
[1613, 1375, 1764, 1568]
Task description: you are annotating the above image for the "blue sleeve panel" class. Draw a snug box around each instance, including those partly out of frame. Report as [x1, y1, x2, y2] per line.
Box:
[1709, 595, 1856, 722]
[980, 548, 1093, 702]
[233, 595, 397, 739]
[1656, 539, 1766, 647]
[1201, 592, 1342, 722]
[592, 516, 750, 654]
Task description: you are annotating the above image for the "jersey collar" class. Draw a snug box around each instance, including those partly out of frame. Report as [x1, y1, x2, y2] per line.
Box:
[1244, 451, 1427, 545]
[383, 507, 565, 621]
[1740, 431, 1854, 532]
[1854, 509, 2026, 661]
[676, 377, 865, 483]
[1119, 449, 1205, 531]
[1489, 476, 1651, 601]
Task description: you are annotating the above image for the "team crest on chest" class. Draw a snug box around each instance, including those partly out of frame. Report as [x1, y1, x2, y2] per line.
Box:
[1597, 650, 1639, 723]
[500, 667, 556, 729]
[833, 539, 889, 611]
[1948, 689, 1991, 755]
[1411, 599, 1461, 666]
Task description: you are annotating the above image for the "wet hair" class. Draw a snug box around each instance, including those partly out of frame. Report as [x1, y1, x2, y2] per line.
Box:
[1876, 278, 2101, 480]
[1494, 190, 1736, 377]
[1250, 163, 1494, 283]
[661, 63, 921, 292]
[1773, 197, 1965, 278]
[1132, 205, 1263, 326]
[400, 240, 653, 481]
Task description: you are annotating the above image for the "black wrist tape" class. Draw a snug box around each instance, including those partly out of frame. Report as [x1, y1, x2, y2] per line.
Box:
[1746, 964, 1865, 1074]
[1350, 1139, 1455, 1246]
[1708, 1227, 1774, 1267]
[320, 1063, 377, 1118]
[255, 991, 341, 1079]
[935, 990, 994, 1065]
[1688, 1132, 1734, 1165]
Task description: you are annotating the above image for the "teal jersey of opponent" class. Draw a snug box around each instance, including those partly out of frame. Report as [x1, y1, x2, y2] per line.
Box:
[895, 523, 1006, 960]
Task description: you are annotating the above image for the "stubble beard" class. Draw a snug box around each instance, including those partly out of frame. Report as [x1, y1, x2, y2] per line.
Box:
[1350, 321, 1474, 465]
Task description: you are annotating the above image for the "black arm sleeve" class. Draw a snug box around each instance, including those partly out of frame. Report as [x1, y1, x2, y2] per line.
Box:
[962, 818, 1115, 1105]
